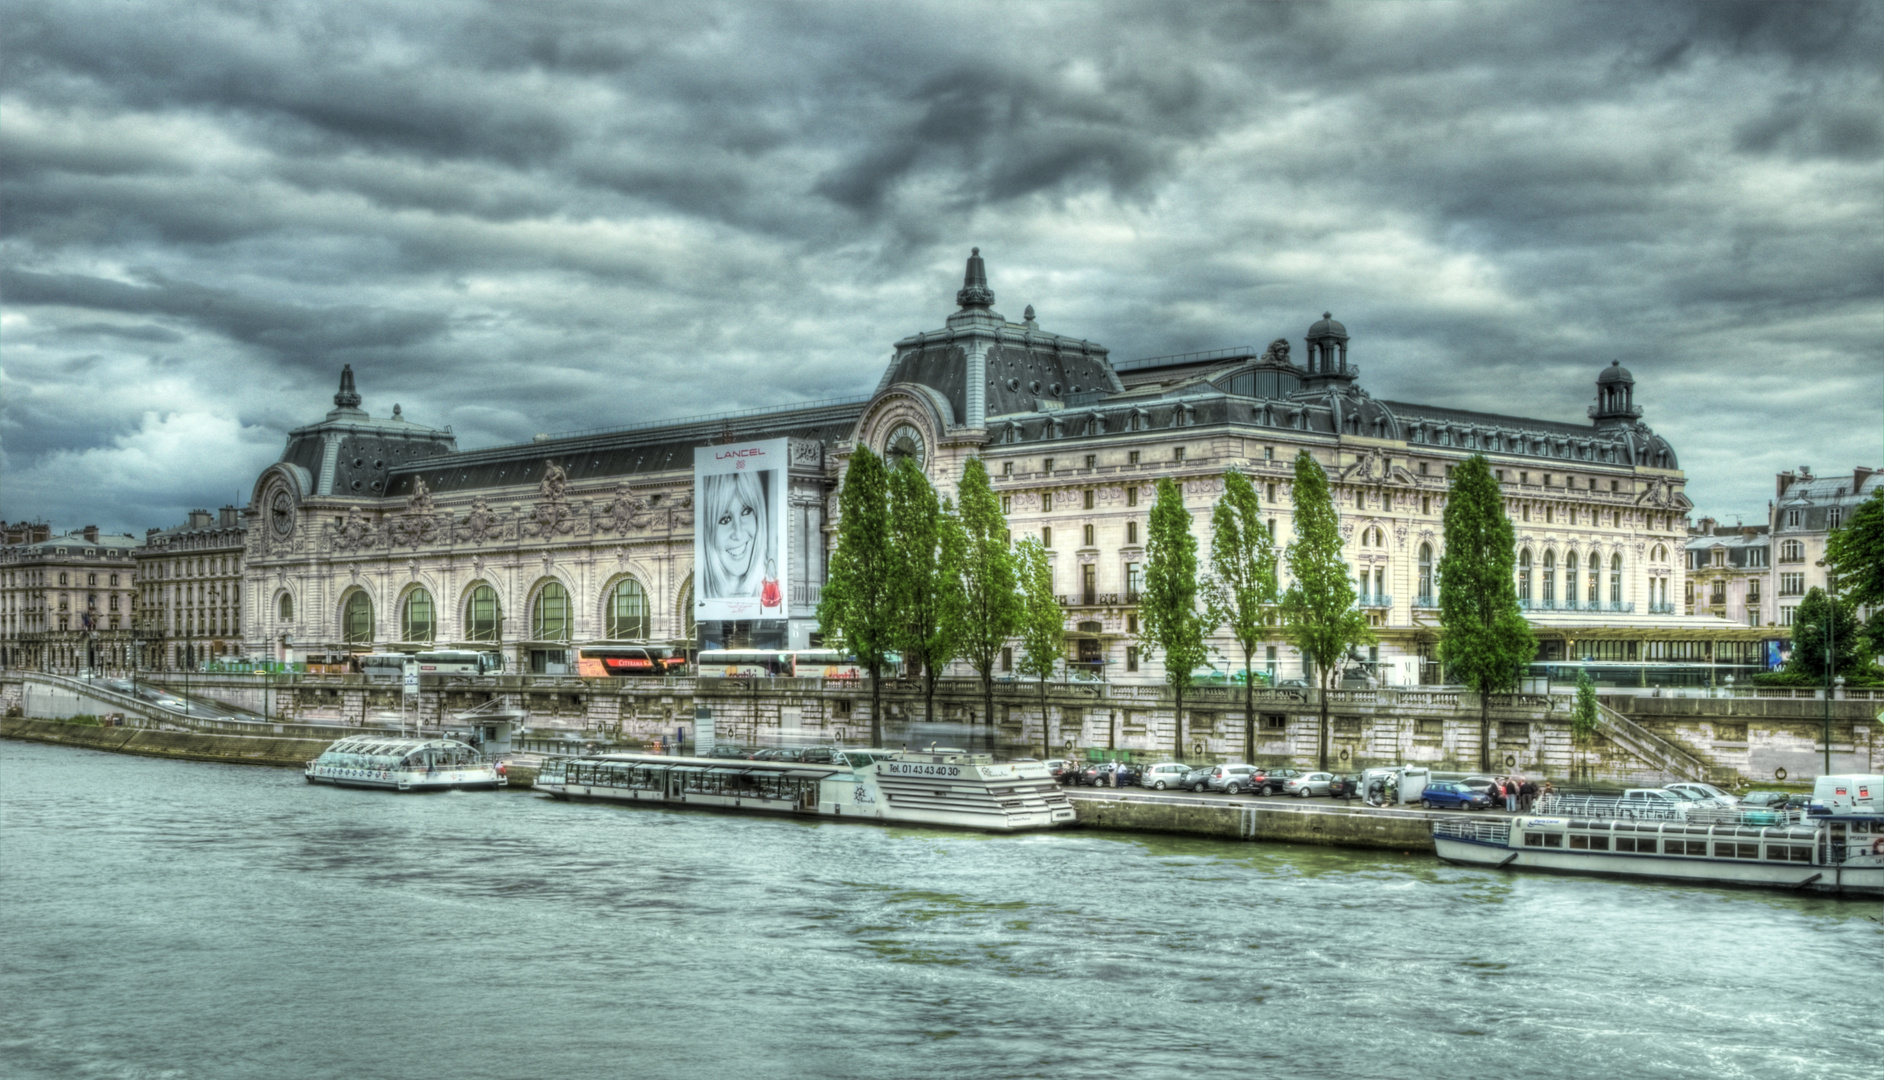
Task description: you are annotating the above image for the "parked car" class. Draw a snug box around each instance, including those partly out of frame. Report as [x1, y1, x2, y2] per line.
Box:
[1283, 771, 1335, 798]
[1327, 774, 1360, 800]
[1050, 760, 1081, 784]
[1420, 781, 1493, 811]
[1740, 790, 1807, 810]
[1251, 767, 1301, 795]
[1180, 765, 1217, 792]
[1139, 762, 1195, 791]
[1621, 788, 1690, 818]
[1081, 762, 1140, 787]
[1206, 764, 1261, 795]
[1461, 775, 1503, 796]
[1665, 782, 1739, 805]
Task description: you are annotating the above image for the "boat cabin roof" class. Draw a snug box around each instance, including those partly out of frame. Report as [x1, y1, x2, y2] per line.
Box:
[322, 737, 475, 757]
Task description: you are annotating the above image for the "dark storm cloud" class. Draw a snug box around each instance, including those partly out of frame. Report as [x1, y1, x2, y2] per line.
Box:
[1, 0, 1879, 533]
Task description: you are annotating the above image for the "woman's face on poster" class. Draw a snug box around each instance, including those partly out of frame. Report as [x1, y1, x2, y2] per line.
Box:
[712, 482, 760, 580]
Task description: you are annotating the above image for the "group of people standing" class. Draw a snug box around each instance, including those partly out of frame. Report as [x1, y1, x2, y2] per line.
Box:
[1493, 775, 1545, 812]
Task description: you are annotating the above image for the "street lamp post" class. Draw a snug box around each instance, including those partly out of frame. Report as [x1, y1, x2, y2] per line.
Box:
[1815, 559, 1838, 777]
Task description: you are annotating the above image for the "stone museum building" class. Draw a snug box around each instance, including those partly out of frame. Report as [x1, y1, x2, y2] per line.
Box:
[0, 526, 142, 673]
[240, 250, 1746, 684]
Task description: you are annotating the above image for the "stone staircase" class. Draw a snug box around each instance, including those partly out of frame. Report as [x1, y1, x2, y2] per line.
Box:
[1591, 700, 1715, 783]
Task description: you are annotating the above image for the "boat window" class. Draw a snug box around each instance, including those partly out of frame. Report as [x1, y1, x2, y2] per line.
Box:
[1615, 836, 1655, 853]
[1765, 845, 1812, 863]
[1668, 839, 1707, 856]
[1568, 834, 1609, 851]
[1715, 842, 1759, 859]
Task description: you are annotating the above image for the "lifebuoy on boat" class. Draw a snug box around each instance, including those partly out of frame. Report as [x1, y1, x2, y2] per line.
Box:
[1871, 837, 1884, 856]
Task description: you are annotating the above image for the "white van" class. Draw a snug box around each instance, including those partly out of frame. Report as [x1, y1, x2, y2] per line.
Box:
[1810, 774, 1881, 815]
[1360, 766, 1431, 805]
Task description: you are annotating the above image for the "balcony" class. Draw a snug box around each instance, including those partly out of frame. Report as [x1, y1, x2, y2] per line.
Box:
[1414, 594, 1437, 608]
[1649, 601, 1676, 614]
[1358, 593, 1393, 609]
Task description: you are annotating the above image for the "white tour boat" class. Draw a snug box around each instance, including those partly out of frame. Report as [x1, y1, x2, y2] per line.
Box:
[305, 736, 508, 792]
[534, 746, 1077, 832]
[1433, 774, 1884, 897]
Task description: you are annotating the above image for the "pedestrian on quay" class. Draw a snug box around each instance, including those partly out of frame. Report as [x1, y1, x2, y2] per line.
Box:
[1503, 777, 1518, 813]
[1114, 760, 1127, 788]
[1521, 777, 1538, 811]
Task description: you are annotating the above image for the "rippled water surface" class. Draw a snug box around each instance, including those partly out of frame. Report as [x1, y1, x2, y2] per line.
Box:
[2, 742, 1877, 1080]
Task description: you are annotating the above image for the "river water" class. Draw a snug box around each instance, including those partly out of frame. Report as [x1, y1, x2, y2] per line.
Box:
[2, 742, 1876, 1080]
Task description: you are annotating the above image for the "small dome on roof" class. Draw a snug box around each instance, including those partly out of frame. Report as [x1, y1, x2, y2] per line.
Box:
[1307, 311, 1348, 339]
[1598, 359, 1634, 384]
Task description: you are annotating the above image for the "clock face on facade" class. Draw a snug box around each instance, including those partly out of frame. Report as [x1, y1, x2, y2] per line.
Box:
[885, 423, 926, 471]
[271, 490, 295, 537]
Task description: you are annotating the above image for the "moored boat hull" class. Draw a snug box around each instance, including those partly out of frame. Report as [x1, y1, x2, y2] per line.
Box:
[1434, 834, 1884, 896]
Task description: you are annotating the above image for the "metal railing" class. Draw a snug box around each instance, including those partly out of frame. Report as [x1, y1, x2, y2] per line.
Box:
[1432, 818, 1512, 845]
[1359, 594, 1392, 609]
[1589, 699, 1709, 781]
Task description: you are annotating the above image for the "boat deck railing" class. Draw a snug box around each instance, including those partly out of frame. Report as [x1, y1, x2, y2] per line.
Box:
[1433, 818, 1512, 846]
[1529, 794, 1801, 826]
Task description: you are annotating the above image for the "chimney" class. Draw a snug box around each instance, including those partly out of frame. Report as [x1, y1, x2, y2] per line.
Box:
[219, 505, 238, 528]
[1699, 517, 1716, 535]
[188, 509, 212, 529]
[1799, 465, 1813, 479]
[81, 525, 100, 543]
[1857, 466, 1876, 491]
[1777, 471, 1796, 499]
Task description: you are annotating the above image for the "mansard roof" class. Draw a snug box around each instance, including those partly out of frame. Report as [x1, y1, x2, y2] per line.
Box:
[382, 398, 861, 499]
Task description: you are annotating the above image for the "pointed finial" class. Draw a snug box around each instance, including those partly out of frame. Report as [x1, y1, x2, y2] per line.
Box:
[334, 364, 361, 409]
[957, 247, 994, 309]
[392, 403, 403, 419]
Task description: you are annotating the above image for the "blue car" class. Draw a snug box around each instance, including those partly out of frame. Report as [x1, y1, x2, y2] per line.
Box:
[1421, 781, 1493, 811]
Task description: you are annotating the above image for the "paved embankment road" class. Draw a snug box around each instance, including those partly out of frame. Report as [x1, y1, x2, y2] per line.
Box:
[1, 718, 332, 769]
[1067, 788, 1441, 851]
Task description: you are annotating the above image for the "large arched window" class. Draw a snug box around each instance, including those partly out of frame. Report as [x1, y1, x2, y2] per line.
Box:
[532, 582, 571, 641]
[607, 579, 649, 640]
[1587, 555, 1601, 605]
[342, 591, 373, 644]
[1565, 553, 1579, 609]
[1610, 553, 1623, 605]
[466, 585, 502, 642]
[1417, 543, 1434, 604]
[1517, 549, 1533, 604]
[1780, 539, 1803, 562]
[278, 592, 294, 620]
[402, 588, 435, 642]
[1542, 550, 1557, 608]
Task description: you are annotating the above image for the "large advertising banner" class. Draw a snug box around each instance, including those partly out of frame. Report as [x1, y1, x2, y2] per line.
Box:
[694, 439, 789, 622]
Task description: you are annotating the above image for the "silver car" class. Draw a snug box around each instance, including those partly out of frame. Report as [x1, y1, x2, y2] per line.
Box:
[1284, 771, 1335, 797]
[1665, 782, 1738, 805]
[1140, 762, 1195, 791]
[1206, 764, 1261, 795]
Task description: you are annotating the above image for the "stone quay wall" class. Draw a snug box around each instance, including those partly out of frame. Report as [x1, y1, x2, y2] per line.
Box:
[18, 672, 1875, 785]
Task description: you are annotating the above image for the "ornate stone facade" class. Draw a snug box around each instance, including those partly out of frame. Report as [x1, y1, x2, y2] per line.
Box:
[242, 251, 1723, 682]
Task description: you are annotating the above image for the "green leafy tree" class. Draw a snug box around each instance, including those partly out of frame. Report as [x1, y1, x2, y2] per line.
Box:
[1571, 668, 1600, 780]
[1437, 454, 1536, 772]
[1142, 478, 1209, 759]
[889, 457, 964, 726]
[953, 458, 1021, 730]
[1280, 451, 1376, 772]
[1013, 538, 1066, 759]
[817, 447, 896, 745]
[1784, 587, 1865, 680]
[1826, 487, 1884, 613]
[1203, 468, 1279, 760]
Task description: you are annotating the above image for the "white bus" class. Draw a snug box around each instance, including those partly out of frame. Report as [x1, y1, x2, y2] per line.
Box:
[413, 650, 505, 675]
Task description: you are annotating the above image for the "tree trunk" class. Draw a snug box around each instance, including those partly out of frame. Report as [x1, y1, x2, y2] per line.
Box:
[1317, 671, 1331, 773]
[1478, 688, 1491, 773]
[982, 668, 995, 745]
[1243, 645, 1255, 762]
[870, 662, 883, 748]
[1173, 684, 1185, 760]
[922, 662, 936, 729]
[1039, 680, 1050, 762]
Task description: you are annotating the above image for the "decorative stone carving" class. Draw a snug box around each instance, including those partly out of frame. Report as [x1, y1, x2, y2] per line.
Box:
[1261, 339, 1291, 365]
[672, 492, 694, 529]
[461, 499, 501, 544]
[522, 462, 575, 538]
[332, 507, 377, 552]
[600, 482, 651, 535]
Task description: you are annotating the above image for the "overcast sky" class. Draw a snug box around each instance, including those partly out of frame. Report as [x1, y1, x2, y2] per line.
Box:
[3, 0, 1879, 536]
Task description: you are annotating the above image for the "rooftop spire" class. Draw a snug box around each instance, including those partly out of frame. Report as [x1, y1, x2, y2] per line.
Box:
[956, 247, 995, 309]
[334, 364, 362, 410]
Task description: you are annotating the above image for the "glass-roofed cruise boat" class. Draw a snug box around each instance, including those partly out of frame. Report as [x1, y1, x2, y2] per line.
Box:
[535, 746, 1076, 832]
[1433, 774, 1884, 897]
[305, 736, 507, 792]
